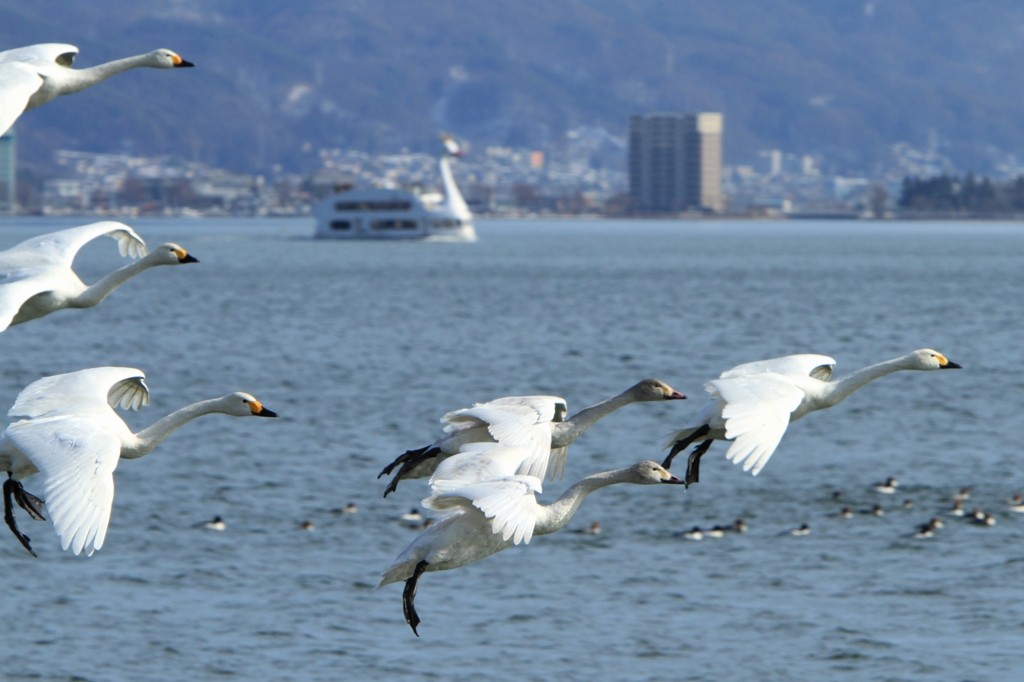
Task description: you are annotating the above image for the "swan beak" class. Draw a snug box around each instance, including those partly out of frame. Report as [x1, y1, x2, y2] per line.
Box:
[247, 399, 278, 417]
[172, 56, 195, 68]
[666, 391, 686, 400]
[940, 360, 962, 369]
[661, 473, 685, 485]
[175, 249, 198, 263]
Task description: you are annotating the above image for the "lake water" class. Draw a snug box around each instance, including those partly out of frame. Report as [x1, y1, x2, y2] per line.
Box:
[0, 217, 1021, 681]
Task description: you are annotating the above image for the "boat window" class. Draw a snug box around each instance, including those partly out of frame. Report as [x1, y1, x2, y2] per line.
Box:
[432, 219, 463, 228]
[371, 220, 418, 230]
[330, 220, 351, 230]
[335, 201, 412, 211]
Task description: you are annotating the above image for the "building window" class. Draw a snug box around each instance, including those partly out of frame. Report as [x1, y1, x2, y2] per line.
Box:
[330, 220, 351, 230]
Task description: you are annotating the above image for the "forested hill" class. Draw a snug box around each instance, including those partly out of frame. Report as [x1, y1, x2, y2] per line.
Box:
[3, 1, 1024, 175]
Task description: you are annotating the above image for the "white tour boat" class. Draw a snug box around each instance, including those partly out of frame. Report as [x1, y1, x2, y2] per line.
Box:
[314, 135, 476, 241]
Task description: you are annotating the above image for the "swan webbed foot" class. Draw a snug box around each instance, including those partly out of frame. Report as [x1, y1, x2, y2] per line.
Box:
[403, 560, 429, 636]
[684, 440, 714, 488]
[663, 424, 710, 469]
[379, 445, 431, 478]
[3, 476, 43, 557]
[382, 447, 442, 498]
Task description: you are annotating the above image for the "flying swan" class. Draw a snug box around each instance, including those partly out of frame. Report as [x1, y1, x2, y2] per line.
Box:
[0, 43, 193, 137]
[0, 367, 276, 556]
[662, 349, 961, 485]
[0, 221, 197, 332]
[378, 378, 685, 496]
[380, 442, 684, 635]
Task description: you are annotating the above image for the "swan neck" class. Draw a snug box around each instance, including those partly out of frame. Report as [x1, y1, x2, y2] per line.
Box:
[75, 255, 157, 308]
[67, 55, 151, 92]
[130, 399, 222, 457]
[825, 356, 910, 405]
[439, 157, 471, 219]
[553, 390, 634, 446]
[538, 468, 630, 534]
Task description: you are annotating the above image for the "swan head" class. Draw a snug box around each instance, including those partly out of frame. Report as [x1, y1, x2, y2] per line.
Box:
[149, 242, 199, 265]
[148, 49, 194, 69]
[630, 378, 686, 402]
[218, 392, 278, 418]
[628, 461, 685, 485]
[907, 349, 962, 370]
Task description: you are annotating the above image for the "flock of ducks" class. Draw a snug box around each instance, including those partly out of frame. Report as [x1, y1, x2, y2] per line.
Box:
[0, 41, 976, 639]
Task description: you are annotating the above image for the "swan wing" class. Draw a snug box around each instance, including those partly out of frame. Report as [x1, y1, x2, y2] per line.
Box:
[5, 415, 121, 556]
[3, 222, 148, 268]
[0, 62, 43, 137]
[0, 44, 78, 65]
[720, 354, 835, 381]
[0, 267, 54, 332]
[710, 373, 806, 476]
[429, 476, 542, 545]
[442, 396, 562, 479]
[428, 443, 540, 493]
[9, 367, 148, 420]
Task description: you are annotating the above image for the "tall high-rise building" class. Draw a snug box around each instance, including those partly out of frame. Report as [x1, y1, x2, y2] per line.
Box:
[629, 112, 723, 213]
[0, 129, 14, 214]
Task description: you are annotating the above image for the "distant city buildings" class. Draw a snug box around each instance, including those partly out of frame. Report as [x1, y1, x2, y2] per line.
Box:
[0, 130, 14, 214]
[628, 112, 723, 214]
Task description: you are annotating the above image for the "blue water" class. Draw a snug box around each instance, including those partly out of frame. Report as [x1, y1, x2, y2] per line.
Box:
[0, 217, 1022, 681]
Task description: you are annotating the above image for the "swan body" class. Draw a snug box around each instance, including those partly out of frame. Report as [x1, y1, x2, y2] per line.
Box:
[0, 44, 193, 137]
[380, 378, 684, 495]
[0, 367, 276, 556]
[663, 350, 961, 484]
[379, 445, 682, 635]
[0, 222, 198, 331]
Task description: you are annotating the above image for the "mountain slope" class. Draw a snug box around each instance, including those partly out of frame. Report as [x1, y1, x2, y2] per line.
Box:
[3, 1, 1022, 175]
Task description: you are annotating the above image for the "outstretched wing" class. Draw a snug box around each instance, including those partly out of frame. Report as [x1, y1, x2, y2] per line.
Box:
[428, 443, 539, 493]
[709, 373, 806, 476]
[9, 367, 148, 421]
[0, 61, 43, 137]
[0, 266, 54, 332]
[5, 415, 121, 556]
[0, 44, 79, 66]
[720, 354, 835, 381]
[427, 476, 543, 545]
[442, 395, 563, 480]
[2, 222, 148, 269]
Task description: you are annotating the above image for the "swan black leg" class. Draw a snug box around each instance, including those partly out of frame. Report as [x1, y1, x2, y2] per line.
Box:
[663, 425, 711, 469]
[4, 475, 42, 557]
[684, 440, 714, 488]
[379, 445, 432, 478]
[403, 560, 429, 636]
[382, 447, 442, 498]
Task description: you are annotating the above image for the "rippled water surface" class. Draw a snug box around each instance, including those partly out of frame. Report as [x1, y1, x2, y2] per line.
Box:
[0, 217, 1022, 681]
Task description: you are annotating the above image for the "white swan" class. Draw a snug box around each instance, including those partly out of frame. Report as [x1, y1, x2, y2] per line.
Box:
[379, 444, 683, 635]
[0, 43, 193, 137]
[0, 221, 197, 332]
[0, 367, 276, 556]
[379, 378, 685, 496]
[662, 350, 961, 485]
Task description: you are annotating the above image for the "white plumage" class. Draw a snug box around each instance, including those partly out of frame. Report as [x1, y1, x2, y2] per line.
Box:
[0, 367, 276, 556]
[379, 378, 684, 495]
[664, 349, 962, 483]
[380, 441, 684, 635]
[0, 222, 198, 332]
[0, 43, 193, 137]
